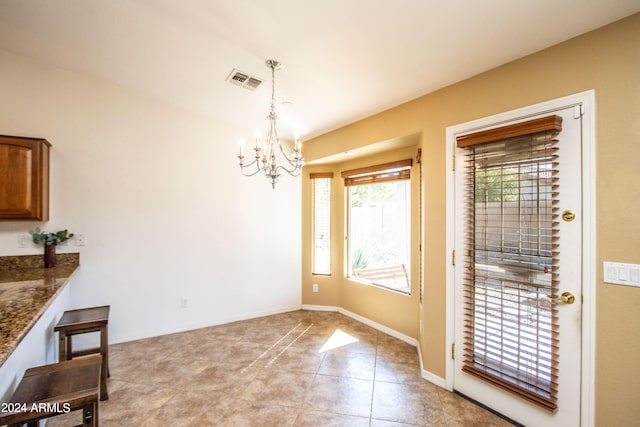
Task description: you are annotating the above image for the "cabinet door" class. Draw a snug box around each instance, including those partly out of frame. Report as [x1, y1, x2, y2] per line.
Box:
[0, 135, 50, 221]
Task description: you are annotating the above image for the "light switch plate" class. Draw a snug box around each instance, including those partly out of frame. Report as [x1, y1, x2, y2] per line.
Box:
[604, 262, 640, 287]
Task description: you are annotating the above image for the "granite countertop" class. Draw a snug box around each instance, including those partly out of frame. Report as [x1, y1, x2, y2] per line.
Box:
[0, 253, 79, 367]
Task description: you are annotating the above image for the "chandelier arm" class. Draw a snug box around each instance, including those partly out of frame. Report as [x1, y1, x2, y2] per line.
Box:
[274, 163, 303, 177]
[239, 158, 258, 167]
[238, 155, 259, 168]
[239, 160, 265, 176]
[276, 141, 303, 166]
[240, 168, 264, 177]
[283, 156, 303, 170]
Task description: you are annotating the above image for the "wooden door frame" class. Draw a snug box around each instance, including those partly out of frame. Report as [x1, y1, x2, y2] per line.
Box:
[444, 91, 596, 427]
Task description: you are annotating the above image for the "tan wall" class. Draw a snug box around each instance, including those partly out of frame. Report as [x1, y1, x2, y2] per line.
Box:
[302, 13, 640, 426]
[302, 146, 420, 337]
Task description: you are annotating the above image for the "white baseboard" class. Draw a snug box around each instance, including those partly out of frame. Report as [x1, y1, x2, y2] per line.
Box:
[416, 343, 447, 389]
[301, 304, 338, 312]
[112, 304, 302, 345]
[301, 304, 416, 345]
[337, 307, 417, 347]
[302, 304, 446, 388]
[114, 303, 448, 390]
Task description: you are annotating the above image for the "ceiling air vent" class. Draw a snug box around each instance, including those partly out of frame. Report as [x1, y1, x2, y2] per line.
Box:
[226, 69, 262, 91]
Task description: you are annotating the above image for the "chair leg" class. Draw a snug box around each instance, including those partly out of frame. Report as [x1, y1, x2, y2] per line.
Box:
[83, 401, 98, 427]
[103, 325, 110, 377]
[58, 332, 67, 362]
[66, 334, 73, 361]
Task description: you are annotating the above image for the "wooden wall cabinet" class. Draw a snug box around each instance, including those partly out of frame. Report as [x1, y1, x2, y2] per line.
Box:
[0, 135, 51, 221]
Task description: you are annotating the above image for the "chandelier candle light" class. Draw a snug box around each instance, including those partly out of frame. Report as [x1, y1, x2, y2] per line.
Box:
[237, 59, 304, 189]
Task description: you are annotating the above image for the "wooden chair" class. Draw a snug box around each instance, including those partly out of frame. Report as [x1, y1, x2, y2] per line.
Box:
[54, 306, 110, 400]
[0, 355, 101, 427]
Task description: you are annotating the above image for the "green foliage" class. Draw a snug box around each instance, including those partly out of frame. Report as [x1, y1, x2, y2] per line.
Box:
[29, 227, 74, 246]
[475, 166, 519, 202]
[350, 241, 395, 273]
[351, 247, 370, 270]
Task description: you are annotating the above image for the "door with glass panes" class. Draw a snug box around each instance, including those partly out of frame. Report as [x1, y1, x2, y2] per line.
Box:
[453, 104, 582, 427]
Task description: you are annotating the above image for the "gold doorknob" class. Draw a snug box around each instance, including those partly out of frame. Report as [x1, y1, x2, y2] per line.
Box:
[548, 292, 576, 305]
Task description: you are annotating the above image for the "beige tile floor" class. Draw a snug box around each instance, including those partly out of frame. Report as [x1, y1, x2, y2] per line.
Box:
[47, 310, 513, 426]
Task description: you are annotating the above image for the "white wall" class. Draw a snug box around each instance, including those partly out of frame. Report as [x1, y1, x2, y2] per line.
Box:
[0, 49, 302, 343]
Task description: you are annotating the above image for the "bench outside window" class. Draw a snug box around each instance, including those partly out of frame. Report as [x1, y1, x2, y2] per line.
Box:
[352, 264, 410, 293]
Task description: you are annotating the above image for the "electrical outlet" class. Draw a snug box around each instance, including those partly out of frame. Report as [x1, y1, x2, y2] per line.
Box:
[18, 234, 30, 248]
[75, 233, 86, 246]
[313, 283, 319, 293]
[180, 298, 189, 308]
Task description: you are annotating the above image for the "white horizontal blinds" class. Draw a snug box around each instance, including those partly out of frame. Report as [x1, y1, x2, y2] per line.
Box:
[457, 115, 562, 412]
[341, 159, 412, 186]
[311, 173, 333, 275]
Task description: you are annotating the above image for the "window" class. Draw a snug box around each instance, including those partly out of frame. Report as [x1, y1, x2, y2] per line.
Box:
[311, 173, 332, 275]
[343, 159, 412, 293]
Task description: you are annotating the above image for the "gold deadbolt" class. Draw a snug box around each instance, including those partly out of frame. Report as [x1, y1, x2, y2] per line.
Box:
[548, 292, 576, 305]
[562, 210, 576, 222]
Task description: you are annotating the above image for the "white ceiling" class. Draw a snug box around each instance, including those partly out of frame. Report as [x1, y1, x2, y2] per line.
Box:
[1, 0, 639, 142]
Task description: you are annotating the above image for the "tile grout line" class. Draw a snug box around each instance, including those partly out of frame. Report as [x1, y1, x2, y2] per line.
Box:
[369, 330, 381, 426]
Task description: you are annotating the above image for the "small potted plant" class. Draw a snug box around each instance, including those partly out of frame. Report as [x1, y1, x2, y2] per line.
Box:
[29, 227, 74, 268]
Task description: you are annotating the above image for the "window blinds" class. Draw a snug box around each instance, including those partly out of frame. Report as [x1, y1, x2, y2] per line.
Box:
[311, 173, 333, 275]
[457, 115, 562, 412]
[341, 159, 412, 186]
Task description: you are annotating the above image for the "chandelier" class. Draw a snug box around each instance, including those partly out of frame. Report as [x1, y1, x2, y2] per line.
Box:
[237, 59, 304, 189]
